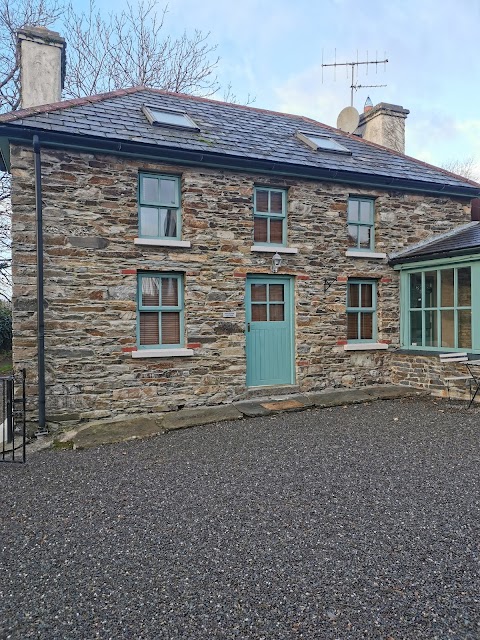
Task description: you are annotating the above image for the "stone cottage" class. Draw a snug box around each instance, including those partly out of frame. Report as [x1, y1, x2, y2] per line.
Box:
[1, 27, 480, 430]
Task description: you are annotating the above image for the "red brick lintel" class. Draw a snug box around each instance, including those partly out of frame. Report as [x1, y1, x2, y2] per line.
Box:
[122, 346, 137, 352]
[121, 268, 137, 275]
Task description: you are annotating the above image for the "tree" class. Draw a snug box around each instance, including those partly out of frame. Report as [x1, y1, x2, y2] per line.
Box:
[441, 157, 479, 182]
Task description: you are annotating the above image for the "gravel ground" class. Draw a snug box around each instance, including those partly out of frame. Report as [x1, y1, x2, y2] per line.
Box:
[1, 398, 479, 640]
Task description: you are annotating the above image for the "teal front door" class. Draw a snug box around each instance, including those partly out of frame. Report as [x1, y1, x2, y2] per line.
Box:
[245, 276, 295, 387]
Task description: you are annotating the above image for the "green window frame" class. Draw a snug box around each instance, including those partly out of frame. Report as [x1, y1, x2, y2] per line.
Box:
[347, 279, 377, 342]
[401, 262, 479, 352]
[138, 173, 181, 240]
[347, 197, 375, 251]
[253, 187, 287, 246]
[137, 273, 184, 349]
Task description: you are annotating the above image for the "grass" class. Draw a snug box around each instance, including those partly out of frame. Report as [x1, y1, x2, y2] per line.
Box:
[0, 349, 12, 375]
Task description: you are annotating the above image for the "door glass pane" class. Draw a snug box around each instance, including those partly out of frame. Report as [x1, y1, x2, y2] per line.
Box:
[270, 218, 283, 244]
[347, 313, 358, 340]
[140, 207, 159, 237]
[142, 176, 159, 202]
[424, 310, 438, 347]
[270, 192, 283, 214]
[142, 277, 159, 306]
[441, 269, 454, 307]
[360, 313, 373, 340]
[348, 283, 359, 307]
[424, 271, 437, 308]
[161, 312, 180, 344]
[410, 273, 422, 308]
[458, 310, 472, 349]
[254, 217, 267, 243]
[410, 311, 422, 346]
[269, 284, 284, 302]
[161, 277, 178, 306]
[358, 226, 371, 249]
[140, 312, 159, 345]
[441, 309, 455, 347]
[347, 225, 358, 247]
[458, 267, 471, 306]
[359, 200, 372, 223]
[159, 178, 176, 206]
[270, 304, 284, 322]
[347, 200, 359, 222]
[252, 304, 267, 321]
[361, 283, 373, 308]
[159, 209, 177, 238]
[255, 190, 269, 212]
[251, 284, 267, 302]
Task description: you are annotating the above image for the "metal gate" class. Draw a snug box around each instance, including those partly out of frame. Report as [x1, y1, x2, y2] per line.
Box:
[1, 369, 26, 464]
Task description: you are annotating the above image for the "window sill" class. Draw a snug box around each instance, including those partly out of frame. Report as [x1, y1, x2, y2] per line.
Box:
[345, 250, 387, 259]
[134, 238, 191, 248]
[250, 246, 299, 254]
[132, 348, 194, 358]
[344, 343, 389, 351]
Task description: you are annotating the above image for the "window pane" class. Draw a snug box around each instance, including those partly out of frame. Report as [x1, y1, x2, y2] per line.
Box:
[424, 271, 437, 308]
[359, 200, 372, 223]
[140, 312, 159, 345]
[458, 310, 472, 349]
[360, 313, 373, 340]
[360, 283, 373, 308]
[161, 277, 178, 306]
[347, 200, 359, 222]
[348, 283, 359, 307]
[142, 176, 159, 202]
[251, 284, 267, 302]
[159, 179, 177, 206]
[441, 269, 454, 307]
[269, 284, 284, 302]
[140, 207, 159, 237]
[252, 304, 267, 321]
[358, 226, 371, 249]
[441, 309, 455, 347]
[458, 267, 471, 307]
[142, 277, 159, 306]
[255, 190, 269, 212]
[254, 217, 267, 243]
[410, 273, 422, 308]
[347, 313, 359, 340]
[159, 209, 177, 238]
[347, 225, 359, 247]
[270, 192, 283, 214]
[161, 312, 180, 344]
[410, 311, 422, 346]
[270, 304, 284, 321]
[424, 310, 438, 347]
[270, 219, 284, 244]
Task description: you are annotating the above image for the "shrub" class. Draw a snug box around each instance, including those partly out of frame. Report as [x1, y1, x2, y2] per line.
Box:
[0, 303, 12, 352]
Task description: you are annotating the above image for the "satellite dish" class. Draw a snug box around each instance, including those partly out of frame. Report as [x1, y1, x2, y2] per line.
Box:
[337, 106, 360, 134]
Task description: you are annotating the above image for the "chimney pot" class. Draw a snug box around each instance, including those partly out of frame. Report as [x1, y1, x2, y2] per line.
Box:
[364, 96, 373, 113]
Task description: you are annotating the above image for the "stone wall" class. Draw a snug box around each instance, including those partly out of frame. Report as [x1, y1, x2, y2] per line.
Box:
[10, 144, 471, 425]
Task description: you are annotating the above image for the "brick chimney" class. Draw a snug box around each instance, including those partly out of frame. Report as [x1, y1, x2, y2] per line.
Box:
[17, 26, 66, 109]
[358, 101, 409, 154]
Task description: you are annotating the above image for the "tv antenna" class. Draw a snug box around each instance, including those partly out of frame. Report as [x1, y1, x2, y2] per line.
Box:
[322, 51, 388, 106]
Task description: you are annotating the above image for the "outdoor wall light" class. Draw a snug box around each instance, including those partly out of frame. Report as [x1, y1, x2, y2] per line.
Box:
[271, 252, 283, 273]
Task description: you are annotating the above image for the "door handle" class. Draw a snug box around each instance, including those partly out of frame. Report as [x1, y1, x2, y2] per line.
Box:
[247, 323, 250, 332]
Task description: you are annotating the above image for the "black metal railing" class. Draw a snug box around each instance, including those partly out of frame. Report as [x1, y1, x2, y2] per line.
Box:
[1, 369, 26, 464]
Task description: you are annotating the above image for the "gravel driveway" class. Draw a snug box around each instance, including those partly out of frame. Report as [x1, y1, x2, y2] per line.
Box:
[1, 398, 479, 639]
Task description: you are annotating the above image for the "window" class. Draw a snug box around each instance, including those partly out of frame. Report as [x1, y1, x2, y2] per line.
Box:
[137, 273, 184, 348]
[347, 280, 377, 342]
[254, 188, 286, 246]
[139, 173, 180, 240]
[347, 197, 375, 251]
[405, 265, 472, 350]
[296, 131, 351, 154]
[142, 105, 199, 131]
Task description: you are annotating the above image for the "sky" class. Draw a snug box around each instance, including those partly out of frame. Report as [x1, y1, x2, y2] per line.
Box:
[74, 0, 480, 176]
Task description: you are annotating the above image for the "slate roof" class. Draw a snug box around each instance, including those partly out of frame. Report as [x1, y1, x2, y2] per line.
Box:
[389, 222, 480, 264]
[0, 86, 479, 194]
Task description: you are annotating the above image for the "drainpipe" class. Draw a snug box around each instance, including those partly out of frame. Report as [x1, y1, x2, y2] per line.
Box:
[33, 135, 47, 433]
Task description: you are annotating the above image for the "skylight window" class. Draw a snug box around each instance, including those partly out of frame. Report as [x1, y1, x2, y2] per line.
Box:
[296, 131, 351, 154]
[142, 105, 199, 131]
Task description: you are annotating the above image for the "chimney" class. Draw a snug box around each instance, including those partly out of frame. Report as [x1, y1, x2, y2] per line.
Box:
[17, 26, 66, 109]
[358, 102, 409, 154]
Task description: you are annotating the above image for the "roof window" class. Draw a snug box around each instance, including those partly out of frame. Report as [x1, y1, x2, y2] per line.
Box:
[296, 131, 351, 154]
[142, 105, 199, 131]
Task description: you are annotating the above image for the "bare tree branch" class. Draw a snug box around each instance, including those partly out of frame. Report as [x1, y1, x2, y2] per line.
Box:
[441, 157, 479, 182]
